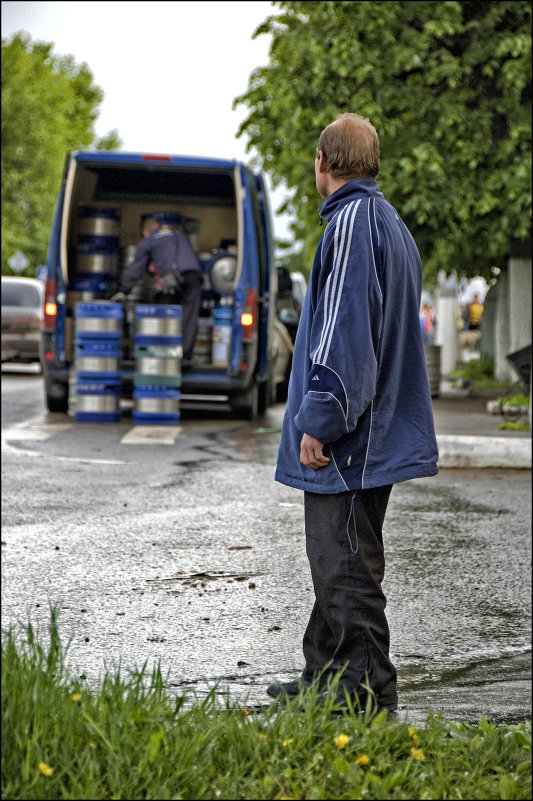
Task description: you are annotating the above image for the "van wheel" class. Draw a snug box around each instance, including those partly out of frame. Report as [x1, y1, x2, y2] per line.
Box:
[275, 355, 292, 403]
[231, 383, 259, 420]
[257, 378, 270, 416]
[45, 383, 69, 414]
[276, 379, 289, 403]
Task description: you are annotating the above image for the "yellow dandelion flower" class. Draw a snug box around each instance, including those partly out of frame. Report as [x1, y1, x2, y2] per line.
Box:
[410, 746, 426, 761]
[71, 692, 82, 703]
[334, 733, 350, 749]
[408, 726, 419, 743]
[282, 738, 294, 747]
[355, 753, 370, 766]
[38, 762, 53, 776]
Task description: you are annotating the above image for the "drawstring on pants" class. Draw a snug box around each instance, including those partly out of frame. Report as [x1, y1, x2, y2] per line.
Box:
[346, 491, 359, 553]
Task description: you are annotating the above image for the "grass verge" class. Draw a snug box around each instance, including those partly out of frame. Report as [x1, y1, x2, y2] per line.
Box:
[449, 360, 511, 391]
[2, 609, 531, 800]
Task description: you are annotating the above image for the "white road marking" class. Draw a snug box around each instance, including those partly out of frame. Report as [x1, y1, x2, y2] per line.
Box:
[2, 420, 73, 441]
[120, 425, 181, 445]
[1, 437, 130, 464]
[2, 418, 180, 461]
[1, 416, 129, 464]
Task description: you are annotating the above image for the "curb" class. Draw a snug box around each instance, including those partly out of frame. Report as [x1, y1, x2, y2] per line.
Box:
[436, 435, 532, 469]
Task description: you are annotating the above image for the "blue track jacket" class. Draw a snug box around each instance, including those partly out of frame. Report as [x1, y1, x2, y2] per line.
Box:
[275, 178, 438, 493]
[121, 228, 200, 294]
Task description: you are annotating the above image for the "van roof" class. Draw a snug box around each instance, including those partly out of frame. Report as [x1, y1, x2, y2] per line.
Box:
[72, 151, 243, 172]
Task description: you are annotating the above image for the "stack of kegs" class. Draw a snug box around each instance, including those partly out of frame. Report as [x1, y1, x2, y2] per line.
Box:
[72, 302, 123, 423]
[65, 274, 114, 362]
[74, 206, 121, 297]
[65, 207, 122, 361]
[133, 304, 182, 426]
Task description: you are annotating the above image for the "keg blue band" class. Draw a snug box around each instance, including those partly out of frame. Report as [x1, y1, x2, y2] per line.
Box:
[79, 206, 121, 221]
[76, 380, 121, 395]
[134, 335, 182, 346]
[132, 411, 181, 425]
[75, 302, 123, 318]
[69, 275, 117, 291]
[133, 387, 181, 398]
[135, 304, 182, 318]
[75, 411, 120, 423]
[77, 234, 119, 254]
[75, 370, 120, 380]
[75, 344, 122, 357]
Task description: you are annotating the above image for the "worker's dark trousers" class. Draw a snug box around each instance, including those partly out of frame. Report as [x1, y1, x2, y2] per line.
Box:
[178, 271, 203, 362]
[301, 486, 397, 710]
[155, 271, 203, 362]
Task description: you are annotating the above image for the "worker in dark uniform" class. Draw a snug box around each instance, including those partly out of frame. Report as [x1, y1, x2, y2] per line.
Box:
[112, 216, 203, 368]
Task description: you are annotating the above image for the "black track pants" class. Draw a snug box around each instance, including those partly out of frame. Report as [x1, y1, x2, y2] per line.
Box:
[154, 271, 202, 361]
[302, 486, 397, 709]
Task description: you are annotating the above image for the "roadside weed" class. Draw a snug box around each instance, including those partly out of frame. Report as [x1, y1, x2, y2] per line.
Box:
[2, 612, 531, 799]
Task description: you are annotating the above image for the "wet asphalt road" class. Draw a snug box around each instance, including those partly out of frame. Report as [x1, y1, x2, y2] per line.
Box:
[1, 366, 531, 726]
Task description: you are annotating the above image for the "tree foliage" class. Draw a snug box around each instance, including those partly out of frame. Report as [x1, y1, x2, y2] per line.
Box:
[1, 33, 122, 274]
[234, 1, 531, 282]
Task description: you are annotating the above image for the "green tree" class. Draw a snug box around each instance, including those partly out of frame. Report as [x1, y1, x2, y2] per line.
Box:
[234, 1, 531, 282]
[1, 32, 122, 274]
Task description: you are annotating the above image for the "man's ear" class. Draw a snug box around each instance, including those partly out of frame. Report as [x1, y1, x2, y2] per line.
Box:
[317, 150, 329, 173]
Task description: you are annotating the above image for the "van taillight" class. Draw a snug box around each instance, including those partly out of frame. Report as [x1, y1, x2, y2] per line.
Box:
[241, 289, 258, 341]
[44, 278, 57, 330]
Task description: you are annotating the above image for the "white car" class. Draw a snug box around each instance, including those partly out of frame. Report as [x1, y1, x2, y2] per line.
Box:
[1, 276, 44, 366]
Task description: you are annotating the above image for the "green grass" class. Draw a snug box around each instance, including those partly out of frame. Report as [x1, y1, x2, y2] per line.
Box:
[2, 610, 531, 800]
[498, 420, 531, 432]
[496, 392, 530, 430]
[497, 393, 530, 408]
[449, 360, 510, 390]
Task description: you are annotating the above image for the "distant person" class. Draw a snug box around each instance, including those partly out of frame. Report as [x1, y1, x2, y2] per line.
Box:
[270, 113, 438, 714]
[460, 303, 470, 331]
[468, 293, 483, 331]
[112, 216, 203, 368]
[419, 302, 436, 345]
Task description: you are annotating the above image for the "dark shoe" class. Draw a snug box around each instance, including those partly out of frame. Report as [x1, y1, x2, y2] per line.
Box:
[378, 697, 398, 713]
[325, 688, 398, 714]
[266, 678, 312, 699]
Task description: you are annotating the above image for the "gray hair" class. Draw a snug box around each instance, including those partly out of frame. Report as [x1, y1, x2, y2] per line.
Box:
[318, 113, 380, 178]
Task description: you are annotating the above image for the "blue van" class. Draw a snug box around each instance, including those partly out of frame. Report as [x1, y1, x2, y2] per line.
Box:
[41, 151, 280, 418]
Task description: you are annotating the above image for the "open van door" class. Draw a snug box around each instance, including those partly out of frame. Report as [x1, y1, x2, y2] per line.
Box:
[41, 155, 73, 412]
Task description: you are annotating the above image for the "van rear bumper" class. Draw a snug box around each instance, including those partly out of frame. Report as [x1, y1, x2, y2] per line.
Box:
[41, 357, 260, 402]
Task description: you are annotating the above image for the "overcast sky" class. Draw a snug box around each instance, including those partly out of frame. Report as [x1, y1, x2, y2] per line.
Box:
[2, 0, 296, 240]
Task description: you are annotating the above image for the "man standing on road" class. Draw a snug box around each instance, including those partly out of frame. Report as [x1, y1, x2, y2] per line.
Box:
[270, 113, 439, 713]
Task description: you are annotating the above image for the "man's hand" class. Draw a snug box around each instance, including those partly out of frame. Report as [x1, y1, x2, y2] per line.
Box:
[300, 433, 330, 469]
[110, 291, 127, 303]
